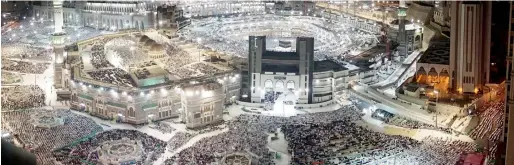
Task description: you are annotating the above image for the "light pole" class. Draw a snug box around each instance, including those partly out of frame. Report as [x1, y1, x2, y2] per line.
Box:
[117, 113, 124, 123]
[434, 90, 439, 128]
[130, 46, 135, 58]
[147, 114, 155, 126]
[196, 37, 202, 62]
[383, 10, 388, 23]
[393, 139, 397, 165]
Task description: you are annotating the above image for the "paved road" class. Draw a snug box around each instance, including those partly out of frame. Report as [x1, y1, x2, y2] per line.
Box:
[351, 85, 439, 126]
[371, 51, 422, 89]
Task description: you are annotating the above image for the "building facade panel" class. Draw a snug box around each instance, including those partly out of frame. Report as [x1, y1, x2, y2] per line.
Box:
[245, 36, 352, 107]
[450, 2, 491, 93]
[181, 82, 225, 128]
[33, 1, 183, 31]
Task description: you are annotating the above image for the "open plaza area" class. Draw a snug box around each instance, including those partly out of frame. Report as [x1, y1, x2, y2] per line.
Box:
[1, 1, 511, 165]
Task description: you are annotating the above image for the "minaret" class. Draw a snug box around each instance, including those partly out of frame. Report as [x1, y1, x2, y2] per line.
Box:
[397, 0, 408, 57]
[53, 0, 64, 33]
[52, 0, 66, 88]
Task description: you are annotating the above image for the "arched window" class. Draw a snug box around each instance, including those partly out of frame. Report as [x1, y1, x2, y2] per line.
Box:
[264, 79, 273, 88]
[416, 67, 428, 84]
[275, 80, 284, 89]
[129, 107, 135, 117]
[286, 81, 295, 89]
[428, 68, 438, 83]
[72, 94, 78, 102]
[415, 35, 421, 42]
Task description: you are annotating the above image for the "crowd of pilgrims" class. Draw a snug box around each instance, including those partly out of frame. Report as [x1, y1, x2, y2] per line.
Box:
[469, 99, 505, 156]
[84, 37, 137, 87]
[82, 34, 229, 84]
[53, 129, 166, 165]
[386, 116, 453, 134]
[181, 15, 377, 61]
[86, 68, 136, 87]
[1, 109, 102, 165]
[1, 59, 49, 74]
[187, 121, 226, 135]
[161, 104, 482, 165]
[1, 44, 53, 61]
[159, 38, 231, 79]
[368, 136, 476, 165]
[186, 62, 225, 77]
[264, 91, 277, 110]
[1, 71, 22, 84]
[2, 19, 109, 47]
[283, 120, 418, 164]
[153, 39, 194, 79]
[0, 102, 486, 165]
[166, 132, 195, 152]
[89, 38, 115, 69]
[152, 122, 176, 134]
[104, 36, 148, 66]
[1, 85, 45, 110]
[165, 106, 363, 165]
[0, 16, 492, 165]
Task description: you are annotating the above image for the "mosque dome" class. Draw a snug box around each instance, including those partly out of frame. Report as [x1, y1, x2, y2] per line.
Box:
[139, 35, 150, 43]
[144, 39, 157, 47]
[150, 44, 164, 52]
[147, 43, 165, 59]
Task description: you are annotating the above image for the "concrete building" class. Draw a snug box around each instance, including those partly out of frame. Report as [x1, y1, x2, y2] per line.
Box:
[179, 81, 225, 128]
[181, 2, 266, 18]
[339, 15, 382, 34]
[503, 2, 514, 165]
[388, 19, 424, 54]
[431, 1, 451, 32]
[450, 1, 491, 94]
[66, 33, 240, 126]
[32, 1, 184, 31]
[68, 70, 237, 127]
[156, 4, 187, 29]
[242, 36, 353, 108]
[271, 1, 316, 16]
[415, 38, 450, 92]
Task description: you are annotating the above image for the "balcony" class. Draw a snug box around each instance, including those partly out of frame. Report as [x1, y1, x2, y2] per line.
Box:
[312, 79, 332, 87]
[313, 86, 332, 93]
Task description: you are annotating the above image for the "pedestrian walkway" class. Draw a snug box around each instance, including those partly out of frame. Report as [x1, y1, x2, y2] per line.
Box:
[153, 128, 229, 165]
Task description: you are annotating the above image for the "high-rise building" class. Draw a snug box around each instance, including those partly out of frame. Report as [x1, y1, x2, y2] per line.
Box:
[449, 1, 491, 93]
[503, 2, 514, 165]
